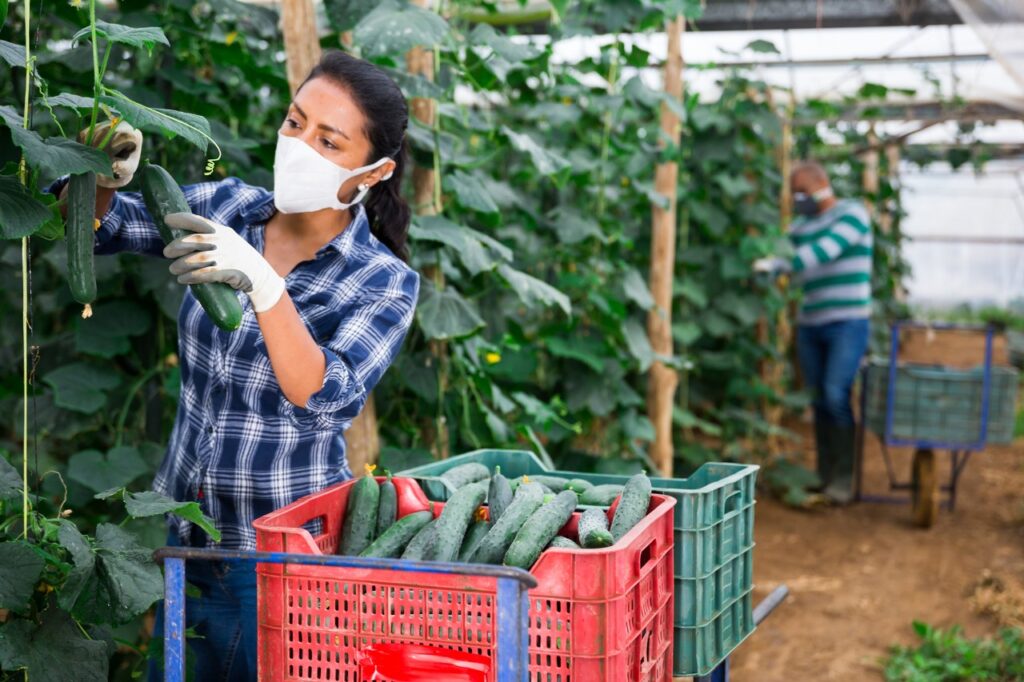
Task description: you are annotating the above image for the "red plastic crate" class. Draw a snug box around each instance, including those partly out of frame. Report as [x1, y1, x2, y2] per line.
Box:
[254, 477, 675, 682]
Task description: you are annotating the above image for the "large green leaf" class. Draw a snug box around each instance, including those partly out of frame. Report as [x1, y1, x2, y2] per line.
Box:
[0, 455, 21, 498]
[123, 490, 222, 542]
[0, 106, 111, 178]
[620, 267, 655, 310]
[72, 20, 169, 53]
[68, 447, 148, 493]
[354, 0, 450, 58]
[622, 318, 654, 371]
[0, 39, 25, 67]
[497, 264, 571, 315]
[410, 215, 510, 275]
[43, 363, 120, 414]
[545, 337, 605, 373]
[0, 607, 107, 682]
[56, 520, 96, 611]
[71, 523, 163, 625]
[0, 175, 52, 239]
[549, 207, 604, 245]
[501, 126, 571, 183]
[469, 24, 542, 62]
[445, 170, 499, 216]
[416, 284, 485, 341]
[101, 90, 211, 153]
[43, 93, 96, 111]
[0, 541, 44, 613]
[323, 0, 379, 32]
[74, 301, 151, 358]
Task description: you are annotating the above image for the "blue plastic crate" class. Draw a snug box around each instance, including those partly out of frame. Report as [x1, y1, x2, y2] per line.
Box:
[394, 449, 550, 501]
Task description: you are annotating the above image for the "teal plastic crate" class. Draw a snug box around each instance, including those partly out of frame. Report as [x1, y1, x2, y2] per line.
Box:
[675, 590, 755, 676]
[549, 462, 758, 677]
[394, 448, 549, 501]
[863, 360, 1019, 445]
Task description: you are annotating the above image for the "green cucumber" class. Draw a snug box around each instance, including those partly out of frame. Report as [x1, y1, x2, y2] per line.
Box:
[439, 462, 490, 490]
[520, 474, 571, 491]
[488, 466, 513, 524]
[429, 482, 487, 562]
[140, 162, 243, 331]
[503, 490, 578, 569]
[337, 471, 380, 555]
[547, 536, 580, 550]
[400, 516, 437, 561]
[469, 483, 545, 565]
[360, 510, 433, 558]
[578, 508, 614, 548]
[566, 478, 594, 494]
[67, 172, 97, 305]
[610, 472, 652, 541]
[457, 518, 491, 562]
[579, 484, 624, 506]
[375, 471, 397, 538]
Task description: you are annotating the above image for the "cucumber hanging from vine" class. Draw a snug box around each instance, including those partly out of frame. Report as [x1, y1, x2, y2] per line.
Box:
[66, 171, 97, 312]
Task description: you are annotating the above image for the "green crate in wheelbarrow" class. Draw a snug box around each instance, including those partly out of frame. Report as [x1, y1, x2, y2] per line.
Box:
[548, 461, 759, 677]
[394, 448, 550, 501]
[863, 360, 1019, 445]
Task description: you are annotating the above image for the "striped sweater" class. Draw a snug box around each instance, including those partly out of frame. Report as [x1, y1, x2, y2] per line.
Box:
[789, 199, 873, 326]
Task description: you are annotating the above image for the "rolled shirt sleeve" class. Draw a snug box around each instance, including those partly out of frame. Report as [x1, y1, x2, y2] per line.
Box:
[283, 264, 420, 430]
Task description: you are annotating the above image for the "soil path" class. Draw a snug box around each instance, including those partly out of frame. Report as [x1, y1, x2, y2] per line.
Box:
[726, 328, 1024, 681]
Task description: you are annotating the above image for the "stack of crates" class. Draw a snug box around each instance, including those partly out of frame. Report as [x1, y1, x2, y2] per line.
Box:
[398, 450, 759, 676]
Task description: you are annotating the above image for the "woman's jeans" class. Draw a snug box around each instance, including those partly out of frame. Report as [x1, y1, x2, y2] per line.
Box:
[796, 318, 870, 428]
[148, 531, 258, 682]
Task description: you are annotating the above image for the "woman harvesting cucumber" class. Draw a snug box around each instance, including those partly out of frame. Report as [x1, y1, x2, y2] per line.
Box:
[54, 51, 419, 680]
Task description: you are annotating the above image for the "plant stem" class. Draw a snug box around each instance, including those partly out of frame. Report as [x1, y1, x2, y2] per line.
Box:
[85, 0, 101, 145]
[20, 0, 32, 540]
[595, 39, 620, 220]
[114, 365, 162, 448]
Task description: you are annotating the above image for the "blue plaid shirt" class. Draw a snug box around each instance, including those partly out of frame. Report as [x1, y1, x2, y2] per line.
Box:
[90, 178, 418, 549]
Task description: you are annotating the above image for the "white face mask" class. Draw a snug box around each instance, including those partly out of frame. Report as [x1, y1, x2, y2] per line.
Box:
[272, 133, 392, 214]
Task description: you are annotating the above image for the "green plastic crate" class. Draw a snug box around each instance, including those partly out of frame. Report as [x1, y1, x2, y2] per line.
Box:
[1007, 330, 1024, 370]
[549, 462, 758, 676]
[675, 590, 755, 676]
[395, 448, 549, 501]
[863, 360, 1019, 445]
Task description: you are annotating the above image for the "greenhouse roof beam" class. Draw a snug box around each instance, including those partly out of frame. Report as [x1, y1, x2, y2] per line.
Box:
[693, 52, 990, 70]
[693, 0, 962, 31]
[797, 100, 1024, 124]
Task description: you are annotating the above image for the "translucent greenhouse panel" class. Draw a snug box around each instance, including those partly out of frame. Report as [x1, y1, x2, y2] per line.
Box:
[950, 0, 1024, 96]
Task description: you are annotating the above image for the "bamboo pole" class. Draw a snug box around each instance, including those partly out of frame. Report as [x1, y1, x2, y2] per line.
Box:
[408, 0, 449, 459]
[646, 17, 684, 479]
[282, 6, 380, 471]
[281, 0, 321, 96]
[862, 127, 880, 221]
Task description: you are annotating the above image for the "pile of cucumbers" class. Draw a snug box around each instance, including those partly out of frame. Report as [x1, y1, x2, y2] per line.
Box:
[338, 463, 653, 571]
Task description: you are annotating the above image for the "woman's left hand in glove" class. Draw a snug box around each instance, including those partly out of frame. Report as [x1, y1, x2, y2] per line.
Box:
[163, 213, 286, 313]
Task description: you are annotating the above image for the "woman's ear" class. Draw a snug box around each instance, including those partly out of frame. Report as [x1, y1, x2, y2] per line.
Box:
[370, 159, 397, 184]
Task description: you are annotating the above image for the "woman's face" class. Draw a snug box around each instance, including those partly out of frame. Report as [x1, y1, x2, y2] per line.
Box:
[280, 76, 395, 204]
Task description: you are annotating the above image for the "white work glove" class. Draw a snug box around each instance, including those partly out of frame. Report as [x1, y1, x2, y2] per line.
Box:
[163, 213, 286, 313]
[78, 120, 143, 188]
[752, 257, 792, 274]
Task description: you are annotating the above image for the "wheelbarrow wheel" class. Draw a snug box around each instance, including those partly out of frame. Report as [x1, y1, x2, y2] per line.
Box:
[911, 448, 938, 528]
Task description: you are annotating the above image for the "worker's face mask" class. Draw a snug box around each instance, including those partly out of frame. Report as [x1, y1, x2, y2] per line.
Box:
[273, 133, 392, 214]
[793, 186, 833, 217]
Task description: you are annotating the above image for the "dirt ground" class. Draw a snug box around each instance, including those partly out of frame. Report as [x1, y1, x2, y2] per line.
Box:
[725, 329, 1024, 681]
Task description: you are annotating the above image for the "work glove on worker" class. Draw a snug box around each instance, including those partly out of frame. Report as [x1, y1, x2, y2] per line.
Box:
[163, 213, 286, 313]
[752, 256, 792, 275]
[78, 120, 144, 188]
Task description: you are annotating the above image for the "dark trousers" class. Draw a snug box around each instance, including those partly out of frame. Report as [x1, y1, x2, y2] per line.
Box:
[796, 318, 870, 428]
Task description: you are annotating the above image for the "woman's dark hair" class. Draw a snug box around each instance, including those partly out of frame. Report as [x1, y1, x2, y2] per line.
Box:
[300, 51, 411, 262]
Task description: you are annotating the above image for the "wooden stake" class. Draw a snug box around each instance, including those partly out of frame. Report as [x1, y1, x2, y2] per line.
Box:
[862, 127, 880, 221]
[647, 17, 684, 478]
[281, 0, 321, 96]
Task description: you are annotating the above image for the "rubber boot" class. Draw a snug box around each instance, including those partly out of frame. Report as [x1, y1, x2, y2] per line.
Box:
[811, 416, 833, 492]
[824, 425, 856, 505]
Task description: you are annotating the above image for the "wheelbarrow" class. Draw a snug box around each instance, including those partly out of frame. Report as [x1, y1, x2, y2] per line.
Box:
[855, 322, 1019, 527]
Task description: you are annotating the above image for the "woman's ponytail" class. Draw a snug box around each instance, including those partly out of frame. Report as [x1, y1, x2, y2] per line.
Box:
[364, 139, 410, 262]
[300, 51, 412, 262]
